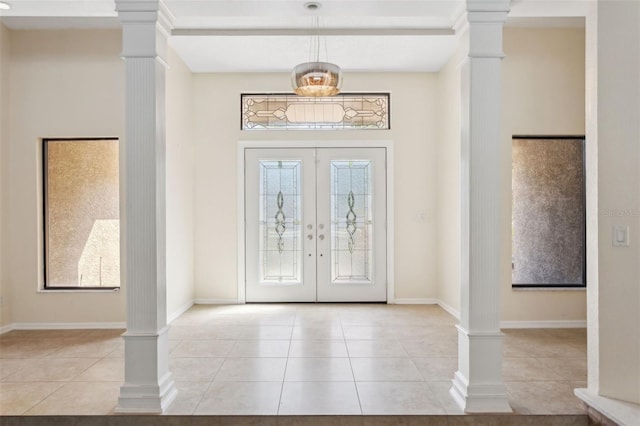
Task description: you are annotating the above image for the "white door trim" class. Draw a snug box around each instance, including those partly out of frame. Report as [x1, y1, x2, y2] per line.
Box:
[237, 140, 395, 304]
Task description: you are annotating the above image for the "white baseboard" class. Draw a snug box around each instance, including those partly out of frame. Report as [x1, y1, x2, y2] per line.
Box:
[194, 298, 240, 305]
[0, 323, 14, 334]
[436, 300, 461, 319]
[575, 388, 640, 426]
[394, 298, 439, 305]
[168, 300, 194, 324]
[8, 322, 126, 331]
[500, 320, 587, 329]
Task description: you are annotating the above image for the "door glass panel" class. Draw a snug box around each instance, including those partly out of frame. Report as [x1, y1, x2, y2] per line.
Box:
[330, 160, 373, 283]
[259, 160, 302, 283]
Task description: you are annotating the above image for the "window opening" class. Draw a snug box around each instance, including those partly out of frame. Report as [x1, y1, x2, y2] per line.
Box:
[241, 93, 389, 130]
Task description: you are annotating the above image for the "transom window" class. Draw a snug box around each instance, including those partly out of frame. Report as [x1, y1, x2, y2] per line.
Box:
[43, 138, 120, 289]
[241, 93, 390, 130]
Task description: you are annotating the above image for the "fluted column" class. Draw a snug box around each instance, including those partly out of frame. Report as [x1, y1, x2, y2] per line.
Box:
[115, 0, 177, 413]
[450, 0, 512, 413]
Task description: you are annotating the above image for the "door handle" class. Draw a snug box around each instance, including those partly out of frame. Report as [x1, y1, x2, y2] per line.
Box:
[318, 234, 325, 241]
[307, 234, 313, 240]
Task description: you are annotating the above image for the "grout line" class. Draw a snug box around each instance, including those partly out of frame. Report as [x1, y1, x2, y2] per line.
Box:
[340, 306, 364, 415]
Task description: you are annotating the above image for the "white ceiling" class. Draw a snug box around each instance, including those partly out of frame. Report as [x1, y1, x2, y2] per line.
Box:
[0, 0, 589, 73]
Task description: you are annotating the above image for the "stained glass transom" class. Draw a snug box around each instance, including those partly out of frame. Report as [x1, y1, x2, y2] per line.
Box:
[242, 93, 389, 130]
[259, 160, 302, 283]
[330, 160, 373, 283]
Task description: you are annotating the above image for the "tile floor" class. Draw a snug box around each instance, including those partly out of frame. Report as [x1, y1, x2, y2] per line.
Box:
[0, 304, 588, 416]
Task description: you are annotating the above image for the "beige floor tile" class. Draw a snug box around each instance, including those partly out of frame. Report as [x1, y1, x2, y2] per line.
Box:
[163, 381, 211, 415]
[0, 339, 66, 359]
[346, 340, 409, 357]
[292, 326, 344, 340]
[351, 357, 422, 381]
[357, 381, 445, 414]
[239, 326, 293, 339]
[6, 358, 99, 382]
[228, 340, 290, 357]
[503, 357, 563, 381]
[401, 339, 457, 357]
[506, 380, 587, 414]
[25, 381, 120, 415]
[169, 325, 245, 340]
[171, 340, 236, 358]
[104, 340, 125, 358]
[0, 305, 588, 416]
[426, 381, 465, 414]
[288, 339, 349, 358]
[169, 357, 224, 381]
[0, 382, 63, 415]
[279, 381, 361, 415]
[0, 359, 26, 381]
[46, 338, 121, 358]
[412, 357, 457, 381]
[215, 358, 287, 382]
[538, 357, 587, 381]
[284, 357, 353, 381]
[194, 381, 282, 415]
[73, 357, 124, 382]
[342, 326, 397, 340]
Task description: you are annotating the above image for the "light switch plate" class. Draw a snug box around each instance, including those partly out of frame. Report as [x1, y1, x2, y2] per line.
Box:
[613, 225, 630, 247]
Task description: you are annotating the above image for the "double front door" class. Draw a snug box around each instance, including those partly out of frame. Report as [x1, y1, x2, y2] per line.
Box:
[245, 147, 387, 302]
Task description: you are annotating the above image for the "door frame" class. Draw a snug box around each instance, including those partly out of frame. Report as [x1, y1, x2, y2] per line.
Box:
[237, 140, 395, 304]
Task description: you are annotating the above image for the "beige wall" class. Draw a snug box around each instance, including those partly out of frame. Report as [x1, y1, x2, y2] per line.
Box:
[7, 29, 126, 324]
[0, 23, 10, 327]
[501, 28, 587, 322]
[435, 34, 466, 314]
[166, 46, 196, 317]
[193, 73, 438, 301]
[596, 0, 640, 404]
[436, 27, 587, 322]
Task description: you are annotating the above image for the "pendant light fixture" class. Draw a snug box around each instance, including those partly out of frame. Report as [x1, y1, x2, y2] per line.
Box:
[291, 2, 343, 97]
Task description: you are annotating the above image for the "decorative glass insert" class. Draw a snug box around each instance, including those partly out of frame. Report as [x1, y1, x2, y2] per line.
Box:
[259, 160, 303, 283]
[242, 93, 389, 130]
[330, 160, 373, 283]
[44, 138, 120, 289]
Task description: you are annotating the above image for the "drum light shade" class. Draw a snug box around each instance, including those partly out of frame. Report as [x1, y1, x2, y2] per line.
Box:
[291, 62, 342, 97]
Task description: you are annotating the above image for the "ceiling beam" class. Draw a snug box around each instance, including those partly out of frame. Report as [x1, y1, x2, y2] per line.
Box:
[171, 28, 455, 37]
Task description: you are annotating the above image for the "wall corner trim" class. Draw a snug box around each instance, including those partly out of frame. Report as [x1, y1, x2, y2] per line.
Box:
[0, 324, 14, 335]
[6, 322, 126, 331]
[575, 388, 640, 426]
[437, 299, 461, 319]
[167, 300, 195, 324]
[394, 298, 439, 305]
[194, 298, 241, 305]
[500, 320, 587, 329]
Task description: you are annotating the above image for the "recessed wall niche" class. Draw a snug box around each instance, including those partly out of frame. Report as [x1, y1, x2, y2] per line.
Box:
[511, 136, 586, 288]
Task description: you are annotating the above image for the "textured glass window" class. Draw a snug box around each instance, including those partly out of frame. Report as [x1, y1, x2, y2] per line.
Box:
[330, 160, 373, 283]
[242, 93, 389, 130]
[44, 138, 120, 289]
[259, 160, 303, 283]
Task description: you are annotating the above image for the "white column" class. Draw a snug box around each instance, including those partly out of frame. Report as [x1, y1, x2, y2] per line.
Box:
[115, 0, 177, 413]
[450, 0, 512, 413]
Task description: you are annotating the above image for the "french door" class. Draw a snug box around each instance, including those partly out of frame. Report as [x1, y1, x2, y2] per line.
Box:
[245, 147, 387, 302]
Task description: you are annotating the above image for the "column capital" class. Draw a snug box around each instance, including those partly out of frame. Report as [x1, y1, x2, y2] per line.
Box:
[466, 0, 511, 14]
[464, 0, 510, 58]
[116, 0, 174, 59]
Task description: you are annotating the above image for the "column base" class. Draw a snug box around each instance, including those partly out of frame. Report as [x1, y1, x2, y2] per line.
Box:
[115, 372, 177, 414]
[450, 371, 512, 413]
[450, 325, 512, 413]
[115, 327, 177, 414]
